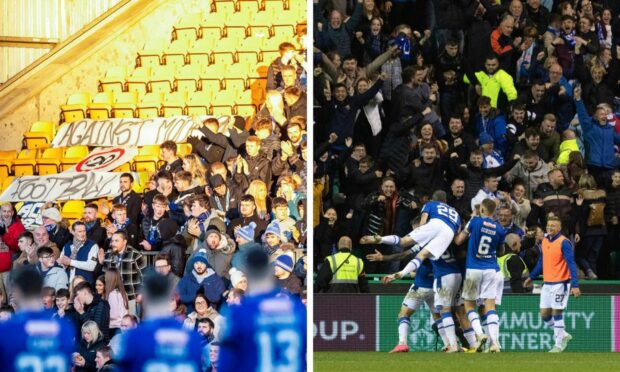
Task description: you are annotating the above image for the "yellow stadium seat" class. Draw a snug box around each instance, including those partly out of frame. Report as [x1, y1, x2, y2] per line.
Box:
[133, 145, 161, 173]
[174, 64, 200, 93]
[224, 26, 247, 40]
[23, 121, 55, 149]
[162, 91, 187, 117]
[238, 35, 266, 51]
[199, 25, 223, 40]
[61, 200, 85, 225]
[149, 65, 176, 94]
[163, 40, 188, 70]
[88, 92, 114, 120]
[0, 150, 17, 179]
[260, 49, 280, 63]
[2, 176, 14, 193]
[263, 0, 284, 15]
[210, 0, 235, 16]
[37, 147, 64, 175]
[237, 0, 260, 14]
[61, 145, 89, 172]
[112, 91, 139, 118]
[187, 39, 214, 66]
[137, 39, 166, 68]
[132, 171, 151, 194]
[126, 67, 152, 96]
[13, 149, 40, 176]
[173, 13, 202, 43]
[61, 93, 91, 123]
[177, 143, 192, 157]
[223, 78, 247, 96]
[99, 66, 127, 94]
[199, 65, 223, 93]
[214, 36, 240, 55]
[137, 92, 163, 119]
[210, 90, 235, 116]
[185, 91, 211, 116]
[235, 102, 257, 118]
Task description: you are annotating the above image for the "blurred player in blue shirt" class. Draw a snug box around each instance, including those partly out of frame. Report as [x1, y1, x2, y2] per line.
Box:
[116, 272, 203, 371]
[0, 266, 75, 372]
[219, 249, 307, 372]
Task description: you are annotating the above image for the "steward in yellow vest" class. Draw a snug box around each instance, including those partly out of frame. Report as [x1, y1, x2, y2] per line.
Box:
[497, 233, 530, 293]
[315, 237, 369, 293]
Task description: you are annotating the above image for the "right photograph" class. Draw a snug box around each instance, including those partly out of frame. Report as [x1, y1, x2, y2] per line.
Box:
[313, 0, 620, 368]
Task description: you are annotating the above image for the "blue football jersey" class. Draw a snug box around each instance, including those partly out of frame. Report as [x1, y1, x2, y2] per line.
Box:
[411, 257, 434, 289]
[465, 216, 505, 270]
[430, 244, 461, 278]
[0, 310, 75, 372]
[219, 289, 307, 372]
[421, 201, 461, 233]
[115, 317, 203, 372]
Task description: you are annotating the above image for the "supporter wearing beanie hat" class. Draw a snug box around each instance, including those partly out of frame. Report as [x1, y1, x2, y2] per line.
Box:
[265, 220, 281, 237]
[235, 222, 256, 243]
[229, 267, 247, 290]
[274, 254, 294, 274]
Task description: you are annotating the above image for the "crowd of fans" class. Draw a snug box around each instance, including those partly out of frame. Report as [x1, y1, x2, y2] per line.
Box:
[313, 0, 620, 281]
[0, 36, 307, 371]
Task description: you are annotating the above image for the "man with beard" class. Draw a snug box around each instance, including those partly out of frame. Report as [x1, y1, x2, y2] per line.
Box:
[0, 203, 25, 253]
[103, 231, 146, 315]
[176, 251, 225, 312]
[57, 221, 99, 284]
[104, 173, 142, 225]
[82, 203, 106, 248]
[360, 177, 418, 273]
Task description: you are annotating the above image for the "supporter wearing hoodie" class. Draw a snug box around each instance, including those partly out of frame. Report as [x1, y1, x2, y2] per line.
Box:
[36, 246, 69, 291]
[177, 250, 225, 313]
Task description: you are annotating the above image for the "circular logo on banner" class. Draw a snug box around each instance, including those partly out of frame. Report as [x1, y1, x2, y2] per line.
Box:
[75, 148, 126, 172]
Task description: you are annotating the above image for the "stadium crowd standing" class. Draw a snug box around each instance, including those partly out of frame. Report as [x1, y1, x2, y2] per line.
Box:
[0, 38, 307, 371]
[313, 0, 620, 284]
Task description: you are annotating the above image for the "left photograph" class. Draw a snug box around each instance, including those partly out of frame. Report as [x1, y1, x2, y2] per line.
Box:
[0, 0, 307, 371]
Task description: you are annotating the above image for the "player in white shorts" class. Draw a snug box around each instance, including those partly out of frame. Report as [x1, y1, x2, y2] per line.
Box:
[366, 243, 442, 353]
[454, 199, 506, 352]
[524, 216, 580, 352]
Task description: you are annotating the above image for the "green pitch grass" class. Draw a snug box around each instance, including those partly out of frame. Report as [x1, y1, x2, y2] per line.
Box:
[314, 352, 620, 372]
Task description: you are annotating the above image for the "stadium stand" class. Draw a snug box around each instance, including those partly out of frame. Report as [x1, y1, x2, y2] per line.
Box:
[0, 1, 307, 370]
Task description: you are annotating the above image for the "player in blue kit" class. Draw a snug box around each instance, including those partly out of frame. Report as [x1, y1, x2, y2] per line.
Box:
[361, 190, 461, 280]
[367, 214, 464, 353]
[219, 248, 307, 372]
[0, 266, 75, 372]
[367, 247, 439, 353]
[454, 199, 506, 353]
[115, 272, 203, 371]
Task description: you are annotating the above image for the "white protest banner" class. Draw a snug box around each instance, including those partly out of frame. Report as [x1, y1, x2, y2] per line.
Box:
[66, 146, 138, 173]
[0, 172, 121, 202]
[52, 116, 203, 147]
[17, 202, 45, 230]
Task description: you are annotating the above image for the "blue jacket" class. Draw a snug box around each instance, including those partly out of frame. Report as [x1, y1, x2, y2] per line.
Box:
[576, 99, 620, 169]
[177, 254, 225, 313]
[475, 113, 508, 156]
